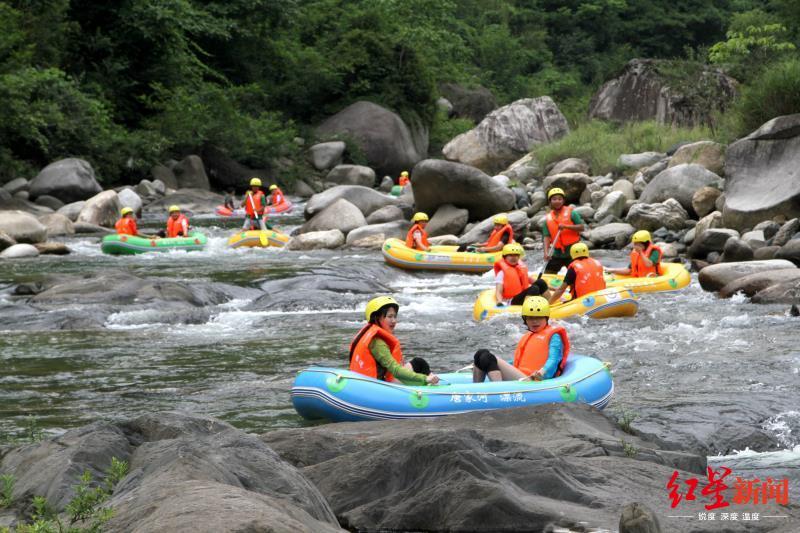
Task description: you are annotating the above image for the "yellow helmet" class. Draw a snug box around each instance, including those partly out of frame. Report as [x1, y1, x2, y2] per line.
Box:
[547, 187, 566, 199]
[521, 296, 550, 318]
[631, 230, 652, 243]
[401, 171, 409, 176]
[365, 296, 399, 321]
[168, 205, 180, 213]
[249, 177, 262, 187]
[412, 212, 429, 222]
[493, 213, 509, 225]
[269, 184, 278, 191]
[502, 242, 525, 257]
[120, 207, 134, 216]
[570, 242, 589, 259]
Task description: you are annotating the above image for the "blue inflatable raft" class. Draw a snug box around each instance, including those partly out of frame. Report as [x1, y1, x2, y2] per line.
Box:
[291, 354, 613, 422]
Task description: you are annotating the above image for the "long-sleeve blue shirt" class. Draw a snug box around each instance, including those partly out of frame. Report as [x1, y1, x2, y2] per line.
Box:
[540, 334, 564, 379]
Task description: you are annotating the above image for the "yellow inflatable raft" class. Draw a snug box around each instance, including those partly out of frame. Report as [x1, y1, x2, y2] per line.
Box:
[227, 230, 290, 249]
[473, 286, 639, 322]
[382, 238, 502, 273]
[542, 262, 691, 294]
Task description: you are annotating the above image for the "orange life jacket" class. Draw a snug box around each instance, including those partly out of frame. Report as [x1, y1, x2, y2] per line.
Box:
[115, 217, 137, 236]
[349, 323, 403, 381]
[399, 175, 410, 186]
[546, 206, 580, 251]
[405, 223, 430, 249]
[568, 257, 606, 297]
[243, 190, 265, 217]
[487, 224, 514, 248]
[497, 258, 530, 299]
[513, 324, 571, 377]
[166, 214, 189, 238]
[630, 243, 663, 277]
[271, 189, 284, 205]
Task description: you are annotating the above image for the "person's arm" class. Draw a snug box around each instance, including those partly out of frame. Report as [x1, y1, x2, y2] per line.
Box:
[641, 249, 660, 268]
[413, 231, 430, 252]
[181, 218, 189, 236]
[532, 334, 563, 380]
[542, 223, 551, 258]
[559, 210, 584, 232]
[369, 339, 428, 385]
[548, 285, 566, 304]
[494, 271, 505, 304]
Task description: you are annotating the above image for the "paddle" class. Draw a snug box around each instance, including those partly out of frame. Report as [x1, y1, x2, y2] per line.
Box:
[246, 191, 263, 231]
[537, 227, 562, 280]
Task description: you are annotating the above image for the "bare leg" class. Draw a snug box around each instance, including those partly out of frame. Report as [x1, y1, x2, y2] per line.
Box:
[472, 366, 485, 383]
[496, 359, 528, 380]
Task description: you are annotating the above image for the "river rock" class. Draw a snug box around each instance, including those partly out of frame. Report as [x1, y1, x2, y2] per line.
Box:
[741, 230, 766, 249]
[633, 175, 647, 196]
[0, 210, 48, 243]
[378, 176, 394, 193]
[573, 205, 595, 221]
[38, 213, 75, 236]
[33, 242, 71, 255]
[347, 234, 387, 249]
[150, 163, 179, 190]
[625, 199, 688, 231]
[76, 190, 121, 228]
[541, 173, 592, 204]
[754, 246, 780, 260]
[28, 158, 102, 203]
[723, 114, 800, 230]
[594, 190, 627, 221]
[0, 230, 14, 251]
[439, 83, 497, 123]
[428, 235, 459, 246]
[619, 502, 661, 533]
[612, 179, 636, 201]
[751, 277, 800, 304]
[34, 194, 64, 211]
[14, 190, 29, 200]
[325, 165, 375, 187]
[427, 204, 468, 237]
[316, 101, 423, 178]
[776, 239, 800, 266]
[753, 220, 780, 240]
[174, 155, 210, 190]
[2, 177, 28, 195]
[136, 179, 157, 198]
[73, 222, 115, 235]
[586, 223, 636, 247]
[286, 229, 345, 251]
[721, 237, 753, 262]
[718, 269, 800, 298]
[305, 185, 398, 219]
[309, 141, 346, 170]
[117, 188, 143, 216]
[693, 211, 724, 241]
[772, 218, 799, 247]
[617, 152, 665, 170]
[443, 97, 569, 174]
[691, 187, 722, 219]
[345, 221, 406, 245]
[640, 164, 723, 215]
[548, 157, 589, 176]
[293, 180, 316, 198]
[688, 228, 739, 258]
[151, 179, 165, 196]
[697, 259, 796, 292]
[365, 205, 404, 225]
[501, 152, 541, 184]
[300, 198, 366, 236]
[668, 141, 725, 175]
[144, 189, 223, 214]
[0, 243, 39, 258]
[412, 159, 515, 220]
[457, 210, 528, 245]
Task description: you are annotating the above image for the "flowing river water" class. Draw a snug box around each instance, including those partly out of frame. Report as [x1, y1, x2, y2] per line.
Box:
[1, 204, 799, 504]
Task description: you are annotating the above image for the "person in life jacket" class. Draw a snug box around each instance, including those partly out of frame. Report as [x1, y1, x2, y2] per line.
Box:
[547, 242, 606, 304]
[398, 171, 410, 187]
[406, 212, 431, 251]
[494, 242, 550, 305]
[458, 213, 514, 253]
[472, 296, 570, 382]
[165, 205, 190, 238]
[349, 296, 440, 385]
[542, 188, 585, 274]
[114, 207, 146, 237]
[268, 184, 285, 206]
[223, 189, 236, 211]
[607, 230, 663, 277]
[241, 177, 269, 231]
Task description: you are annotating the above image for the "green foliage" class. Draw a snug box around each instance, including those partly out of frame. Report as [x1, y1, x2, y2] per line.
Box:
[23, 416, 44, 444]
[616, 408, 638, 435]
[534, 120, 714, 174]
[621, 438, 638, 458]
[1, 473, 14, 508]
[429, 110, 474, 155]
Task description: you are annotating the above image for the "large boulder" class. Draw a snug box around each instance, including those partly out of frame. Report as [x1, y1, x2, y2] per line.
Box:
[174, 155, 210, 190]
[612, 179, 636, 201]
[457, 210, 528, 245]
[199, 144, 271, 191]
[117, 188, 143, 216]
[344, 221, 407, 246]
[594, 190, 627, 221]
[443, 97, 569, 174]
[688, 228, 739, 258]
[325, 165, 375, 187]
[617, 152, 665, 170]
[772, 218, 800, 247]
[299, 198, 366, 235]
[718, 268, 800, 298]
[411, 159, 515, 221]
[548, 158, 590, 176]
[56, 201, 86, 222]
[144, 189, 224, 214]
[721, 237, 753, 262]
[28, 158, 103, 203]
[427, 204, 469, 237]
[668, 141, 725, 175]
[697, 259, 796, 292]
[309, 141, 346, 170]
[751, 277, 800, 304]
[365, 205, 404, 225]
[585, 223, 636, 247]
[439, 83, 497, 123]
[38, 213, 75, 237]
[0, 243, 39, 258]
[316, 101, 424, 178]
[640, 164, 723, 214]
[0, 210, 48, 243]
[305, 185, 398, 219]
[286, 229, 346, 251]
[776, 239, 800, 266]
[588, 58, 737, 127]
[625, 199, 688, 231]
[150, 163, 179, 190]
[76, 190, 122, 228]
[34, 195, 64, 211]
[541, 173, 592, 205]
[722, 114, 800, 230]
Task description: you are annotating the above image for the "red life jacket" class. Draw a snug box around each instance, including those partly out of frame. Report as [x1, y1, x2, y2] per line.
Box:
[546, 206, 580, 251]
[166, 214, 189, 238]
[405, 223, 430, 249]
[630, 243, 663, 277]
[349, 324, 403, 381]
[271, 189, 284, 205]
[243, 190, 265, 217]
[399, 175, 410, 186]
[115, 217, 137, 236]
[568, 257, 606, 297]
[513, 324, 571, 377]
[497, 258, 530, 299]
[487, 224, 514, 247]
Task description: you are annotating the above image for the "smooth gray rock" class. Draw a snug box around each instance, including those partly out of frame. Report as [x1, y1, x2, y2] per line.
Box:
[754, 220, 781, 241]
[541, 173, 593, 205]
[136, 179, 156, 197]
[625, 200, 688, 231]
[345, 221, 407, 245]
[299, 198, 366, 236]
[378, 176, 394, 193]
[640, 164, 723, 214]
[73, 222, 115, 235]
[439, 83, 497, 123]
[38, 213, 75, 236]
[501, 152, 541, 184]
[694, 211, 724, 241]
[117, 188, 143, 216]
[293, 180, 316, 198]
[697, 259, 797, 292]
[0, 243, 39, 258]
[0, 210, 48, 243]
[586, 223, 636, 247]
[144, 189, 224, 214]
[151, 179, 166, 195]
[0, 230, 14, 251]
[718, 269, 800, 298]
[365, 205, 404, 225]
[772, 218, 799, 247]
[612, 179, 636, 201]
[457, 210, 528, 245]
[427, 204, 469, 237]
[741, 230, 766, 249]
[412, 159, 515, 221]
[754, 245, 780, 260]
[325, 164, 375, 187]
[309, 141, 346, 170]
[691, 187, 722, 219]
[668, 141, 725, 175]
[13, 190, 29, 200]
[174, 155, 210, 190]
[2, 177, 28, 195]
[76, 190, 121, 228]
[150, 163, 179, 190]
[689, 228, 739, 257]
[28, 158, 102, 203]
[721, 237, 754, 262]
[305, 185, 398, 219]
[594, 190, 627, 221]
[34, 194, 64, 211]
[617, 152, 665, 170]
[723, 114, 800, 229]
[286, 230, 346, 251]
[642, 159, 669, 181]
[751, 276, 800, 304]
[573, 205, 595, 221]
[776, 239, 800, 266]
[34, 242, 71, 255]
[548, 157, 590, 176]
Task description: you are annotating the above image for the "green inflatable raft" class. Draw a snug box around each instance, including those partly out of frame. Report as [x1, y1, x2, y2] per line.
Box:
[101, 232, 208, 255]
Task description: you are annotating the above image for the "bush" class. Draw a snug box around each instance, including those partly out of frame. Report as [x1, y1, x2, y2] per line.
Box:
[533, 120, 714, 175]
[429, 109, 474, 155]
